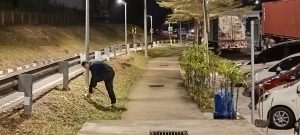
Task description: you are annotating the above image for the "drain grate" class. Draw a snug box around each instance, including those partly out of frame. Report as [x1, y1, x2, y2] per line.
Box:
[160, 64, 169, 67]
[150, 130, 188, 135]
[149, 84, 164, 87]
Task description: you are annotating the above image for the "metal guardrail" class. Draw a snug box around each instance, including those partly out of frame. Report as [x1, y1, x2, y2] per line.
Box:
[0, 42, 155, 96]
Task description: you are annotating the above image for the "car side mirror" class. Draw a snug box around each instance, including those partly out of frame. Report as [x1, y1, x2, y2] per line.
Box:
[297, 86, 300, 94]
[276, 67, 282, 75]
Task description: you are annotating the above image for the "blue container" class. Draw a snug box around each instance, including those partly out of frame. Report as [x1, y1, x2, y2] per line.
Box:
[213, 90, 236, 119]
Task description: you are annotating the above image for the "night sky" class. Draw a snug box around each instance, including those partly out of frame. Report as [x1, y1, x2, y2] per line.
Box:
[108, 0, 170, 29]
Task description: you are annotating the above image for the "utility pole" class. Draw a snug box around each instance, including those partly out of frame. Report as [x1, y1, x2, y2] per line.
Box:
[251, 21, 255, 124]
[84, 0, 90, 86]
[118, 0, 127, 52]
[180, 21, 182, 44]
[125, 2, 127, 52]
[144, 0, 148, 57]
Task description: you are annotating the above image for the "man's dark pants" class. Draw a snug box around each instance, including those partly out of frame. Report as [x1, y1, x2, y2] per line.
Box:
[89, 69, 116, 104]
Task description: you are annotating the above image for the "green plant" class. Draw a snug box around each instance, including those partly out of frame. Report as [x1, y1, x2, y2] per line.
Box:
[180, 44, 246, 112]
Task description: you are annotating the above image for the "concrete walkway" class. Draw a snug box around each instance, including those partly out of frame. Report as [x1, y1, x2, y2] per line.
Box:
[122, 56, 204, 120]
[77, 47, 264, 135]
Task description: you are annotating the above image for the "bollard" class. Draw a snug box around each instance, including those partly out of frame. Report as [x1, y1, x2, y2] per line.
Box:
[113, 46, 117, 58]
[58, 61, 69, 90]
[18, 74, 33, 115]
[95, 51, 101, 60]
[134, 44, 137, 52]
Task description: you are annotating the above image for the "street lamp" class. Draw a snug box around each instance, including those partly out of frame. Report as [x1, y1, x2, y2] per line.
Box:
[118, 0, 127, 52]
[147, 15, 153, 44]
[174, 9, 182, 44]
[165, 21, 172, 45]
[255, 0, 259, 4]
[84, 0, 90, 86]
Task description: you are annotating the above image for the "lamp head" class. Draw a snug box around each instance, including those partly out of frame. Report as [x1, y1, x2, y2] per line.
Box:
[255, 0, 259, 4]
[118, 0, 124, 4]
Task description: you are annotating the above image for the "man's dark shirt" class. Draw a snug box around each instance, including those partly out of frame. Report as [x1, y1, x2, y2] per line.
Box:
[88, 61, 114, 93]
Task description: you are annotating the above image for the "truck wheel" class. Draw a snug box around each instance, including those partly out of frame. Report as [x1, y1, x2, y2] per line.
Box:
[269, 107, 295, 129]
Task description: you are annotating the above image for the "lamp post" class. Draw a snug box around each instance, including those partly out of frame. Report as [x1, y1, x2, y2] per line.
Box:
[118, 0, 127, 52]
[167, 21, 172, 45]
[144, 0, 148, 57]
[148, 15, 153, 43]
[84, 0, 90, 86]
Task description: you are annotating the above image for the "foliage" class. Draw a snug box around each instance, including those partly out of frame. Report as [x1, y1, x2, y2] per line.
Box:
[180, 44, 247, 111]
[156, 0, 254, 22]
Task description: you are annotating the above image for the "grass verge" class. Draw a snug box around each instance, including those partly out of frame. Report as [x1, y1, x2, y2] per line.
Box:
[0, 53, 147, 135]
[148, 44, 188, 58]
[0, 24, 144, 70]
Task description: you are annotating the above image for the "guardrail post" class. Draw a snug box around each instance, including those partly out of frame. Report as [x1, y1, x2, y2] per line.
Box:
[80, 54, 86, 63]
[104, 48, 110, 61]
[18, 74, 33, 115]
[134, 43, 137, 52]
[113, 46, 117, 58]
[127, 44, 130, 54]
[58, 61, 69, 90]
[95, 51, 101, 60]
[119, 45, 123, 55]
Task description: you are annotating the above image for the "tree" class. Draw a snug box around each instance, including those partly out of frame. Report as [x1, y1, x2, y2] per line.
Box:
[156, 0, 254, 40]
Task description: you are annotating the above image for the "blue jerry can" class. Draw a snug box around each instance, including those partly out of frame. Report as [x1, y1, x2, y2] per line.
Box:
[213, 90, 236, 119]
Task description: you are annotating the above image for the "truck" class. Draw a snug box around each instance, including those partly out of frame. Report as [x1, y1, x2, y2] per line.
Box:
[261, 0, 300, 48]
[209, 15, 247, 54]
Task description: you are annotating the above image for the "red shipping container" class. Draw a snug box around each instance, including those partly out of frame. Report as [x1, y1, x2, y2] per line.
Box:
[262, 0, 300, 39]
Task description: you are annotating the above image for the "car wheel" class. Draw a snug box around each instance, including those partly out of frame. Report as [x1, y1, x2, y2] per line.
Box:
[269, 107, 295, 129]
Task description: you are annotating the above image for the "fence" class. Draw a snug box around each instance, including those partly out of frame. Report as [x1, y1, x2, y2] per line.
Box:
[0, 10, 83, 27]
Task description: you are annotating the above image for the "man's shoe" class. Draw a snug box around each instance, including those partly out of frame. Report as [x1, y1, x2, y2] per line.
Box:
[111, 103, 116, 108]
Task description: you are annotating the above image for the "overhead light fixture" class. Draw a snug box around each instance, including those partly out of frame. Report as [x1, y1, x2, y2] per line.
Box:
[255, 0, 259, 5]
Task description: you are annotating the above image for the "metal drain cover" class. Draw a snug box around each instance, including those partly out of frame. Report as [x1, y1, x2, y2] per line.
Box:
[149, 84, 164, 87]
[150, 130, 188, 135]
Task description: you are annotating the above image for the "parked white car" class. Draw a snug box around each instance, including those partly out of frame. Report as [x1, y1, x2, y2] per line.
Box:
[257, 80, 300, 129]
[242, 53, 300, 97]
[255, 53, 300, 82]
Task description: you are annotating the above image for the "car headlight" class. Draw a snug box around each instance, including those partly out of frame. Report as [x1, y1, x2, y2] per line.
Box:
[259, 92, 271, 102]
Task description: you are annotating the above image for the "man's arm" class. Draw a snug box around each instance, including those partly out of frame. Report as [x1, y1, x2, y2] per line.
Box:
[89, 77, 98, 94]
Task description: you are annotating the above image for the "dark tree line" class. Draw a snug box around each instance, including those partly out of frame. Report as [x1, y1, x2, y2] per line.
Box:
[0, 0, 82, 14]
